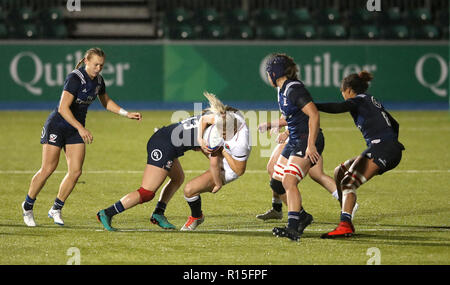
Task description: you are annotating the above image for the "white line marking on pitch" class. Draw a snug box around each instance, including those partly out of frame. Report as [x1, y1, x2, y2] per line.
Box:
[94, 227, 449, 233]
[1, 169, 449, 174]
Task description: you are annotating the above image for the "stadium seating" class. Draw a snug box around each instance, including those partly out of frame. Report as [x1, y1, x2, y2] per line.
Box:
[13, 23, 39, 38]
[42, 23, 68, 39]
[227, 8, 249, 24]
[229, 25, 254, 40]
[287, 8, 311, 25]
[197, 8, 220, 25]
[315, 8, 341, 25]
[382, 25, 409, 39]
[8, 7, 35, 23]
[253, 8, 285, 26]
[256, 25, 287, 40]
[383, 7, 404, 24]
[0, 23, 7, 38]
[350, 25, 380, 40]
[169, 24, 195, 40]
[167, 7, 193, 25]
[0, 0, 446, 40]
[287, 25, 316, 40]
[346, 8, 376, 25]
[412, 25, 440, 40]
[318, 24, 347, 40]
[408, 8, 432, 25]
[40, 7, 66, 39]
[202, 24, 225, 40]
[40, 7, 64, 24]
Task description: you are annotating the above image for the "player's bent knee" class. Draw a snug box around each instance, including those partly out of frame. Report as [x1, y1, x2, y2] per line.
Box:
[284, 162, 305, 182]
[137, 187, 155, 204]
[40, 165, 58, 177]
[340, 170, 367, 193]
[183, 183, 196, 198]
[270, 178, 286, 195]
[69, 169, 82, 179]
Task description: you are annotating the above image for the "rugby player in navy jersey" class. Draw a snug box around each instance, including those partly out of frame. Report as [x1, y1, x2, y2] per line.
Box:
[21, 48, 142, 227]
[265, 53, 324, 241]
[256, 121, 359, 221]
[317, 71, 405, 238]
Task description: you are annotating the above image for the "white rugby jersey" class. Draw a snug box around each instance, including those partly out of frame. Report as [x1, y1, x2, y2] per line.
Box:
[223, 113, 251, 162]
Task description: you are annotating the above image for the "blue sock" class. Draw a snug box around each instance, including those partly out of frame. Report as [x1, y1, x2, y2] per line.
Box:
[340, 211, 352, 223]
[23, 195, 36, 211]
[154, 201, 167, 215]
[287, 211, 300, 230]
[105, 201, 125, 217]
[52, 198, 65, 210]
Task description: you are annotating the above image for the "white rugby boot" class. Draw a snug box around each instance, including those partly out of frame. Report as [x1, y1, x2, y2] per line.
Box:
[22, 202, 36, 227]
[48, 208, 64, 226]
[180, 215, 204, 231]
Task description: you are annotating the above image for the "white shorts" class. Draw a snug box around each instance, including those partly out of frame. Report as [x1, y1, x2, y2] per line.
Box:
[220, 157, 239, 184]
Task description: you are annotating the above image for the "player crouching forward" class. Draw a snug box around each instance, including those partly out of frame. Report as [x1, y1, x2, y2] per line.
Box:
[181, 93, 251, 231]
[96, 94, 224, 231]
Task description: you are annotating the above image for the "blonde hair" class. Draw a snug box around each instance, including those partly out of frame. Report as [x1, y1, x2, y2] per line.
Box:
[75, 47, 105, 69]
[203, 91, 241, 137]
[203, 91, 227, 114]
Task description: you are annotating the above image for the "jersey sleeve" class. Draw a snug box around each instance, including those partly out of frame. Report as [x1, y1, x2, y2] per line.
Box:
[287, 85, 313, 109]
[98, 75, 106, 96]
[224, 127, 251, 162]
[316, 99, 358, 114]
[63, 73, 81, 96]
[228, 146, 250, 161]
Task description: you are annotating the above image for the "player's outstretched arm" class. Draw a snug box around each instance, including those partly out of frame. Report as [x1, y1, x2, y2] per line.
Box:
[98, 93, 142, 120]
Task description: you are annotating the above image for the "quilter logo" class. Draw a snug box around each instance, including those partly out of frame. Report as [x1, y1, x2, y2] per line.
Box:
[366, 0, 381, 12]
[67, 0, 81, 12]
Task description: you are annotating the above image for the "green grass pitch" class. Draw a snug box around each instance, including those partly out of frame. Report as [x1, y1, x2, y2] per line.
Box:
[0, 110, 449, 265]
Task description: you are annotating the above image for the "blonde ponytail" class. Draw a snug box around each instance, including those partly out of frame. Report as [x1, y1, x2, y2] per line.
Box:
[203, 91, 227, 114]
[204, 91, 241, 138]
[75, 58, 85, 69]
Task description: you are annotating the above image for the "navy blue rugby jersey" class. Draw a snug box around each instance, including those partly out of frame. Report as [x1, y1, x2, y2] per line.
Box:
[164, 115, 202, 155]
[52, 66, 106, 127]
[278, 79, 315, 140]
[316, 94, 400, 146]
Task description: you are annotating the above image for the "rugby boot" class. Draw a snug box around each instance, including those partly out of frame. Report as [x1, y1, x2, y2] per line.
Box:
[256, 208, 282, 221]
[180, 215, 204, 231]
[272, 226, 300, 242]
[22, 202, 36, 227]
[320, 221, 355, 239]
[151, 213, 176, 229]
[96, 209, 117, 231]
[48, 208, 64, 226]
[297, 212, 314, 234]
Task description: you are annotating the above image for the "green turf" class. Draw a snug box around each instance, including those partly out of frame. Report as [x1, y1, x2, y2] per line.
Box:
[0, 110, 449, 265]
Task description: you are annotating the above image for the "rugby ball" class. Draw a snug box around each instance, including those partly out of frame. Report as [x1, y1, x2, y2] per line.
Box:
[203, 124, 224, 151]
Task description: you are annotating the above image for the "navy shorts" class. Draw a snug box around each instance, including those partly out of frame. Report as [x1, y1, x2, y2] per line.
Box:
[281, 132, 325, 163]
[40, 114, 84, 148]
[362, 140, 405, 175]
[146, 126, 178, 171]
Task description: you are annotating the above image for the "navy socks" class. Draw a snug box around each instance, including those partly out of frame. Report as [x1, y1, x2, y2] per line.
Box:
[23, 195, 36, 211]
[104, 201, 125, 217]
